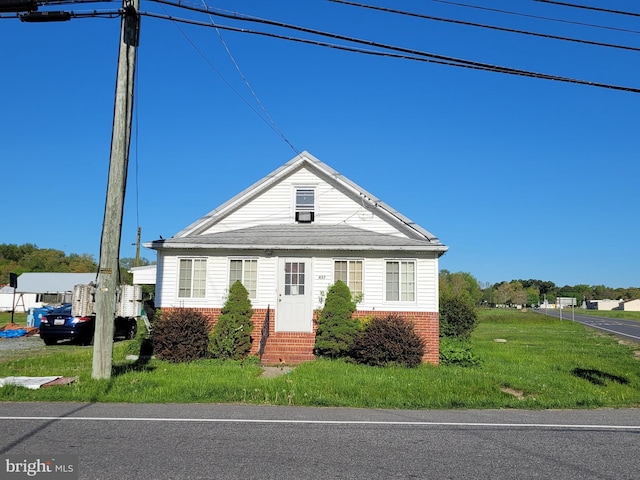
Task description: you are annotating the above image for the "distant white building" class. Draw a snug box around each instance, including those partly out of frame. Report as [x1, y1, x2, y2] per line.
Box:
[129, 265, 157, 285]
[0, 272, 96, 312]
[586, 299, 623, 311]
[619, 299, 640, 312]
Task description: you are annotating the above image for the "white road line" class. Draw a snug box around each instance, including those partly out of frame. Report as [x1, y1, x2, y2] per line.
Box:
[0, 416, 639, 430]
[582, 324, 640, 340]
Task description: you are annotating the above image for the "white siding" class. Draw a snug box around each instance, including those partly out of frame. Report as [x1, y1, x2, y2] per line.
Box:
[201, 167, 406, 237]
[313, 257, 335, 309]
[255, 256, 278, 309]
[276, 251, 440, 313]
[157, 250, 439, 313]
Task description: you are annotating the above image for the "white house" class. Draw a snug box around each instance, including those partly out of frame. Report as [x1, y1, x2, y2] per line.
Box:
[147, 151, 448, 364]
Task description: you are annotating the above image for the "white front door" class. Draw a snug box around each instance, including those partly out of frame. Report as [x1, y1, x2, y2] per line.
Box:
[276, 258, 313, 332]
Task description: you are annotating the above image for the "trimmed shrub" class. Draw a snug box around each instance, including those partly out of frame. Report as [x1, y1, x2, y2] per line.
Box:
[439, 337, 482, 367]
[152, 309, 210, 363]
[349, 314, 425, 368]
[210, 281, 255, 360]
[314, 281, 360, 359]
[439, 295, 478, 340]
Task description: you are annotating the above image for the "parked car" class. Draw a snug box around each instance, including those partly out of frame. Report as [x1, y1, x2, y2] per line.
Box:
[39, 304, 137, 346]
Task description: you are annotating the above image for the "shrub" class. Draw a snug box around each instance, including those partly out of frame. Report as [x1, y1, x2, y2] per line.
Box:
[210, 281, 255, 360]
[314, 280, 360, 359]
[439, 295, 478, 340]
[439, 337, 482, 367]
[349, 314, 425, 368]
[152, 309, 210, 363]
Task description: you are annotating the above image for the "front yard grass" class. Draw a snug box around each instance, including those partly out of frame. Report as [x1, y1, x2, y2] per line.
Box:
[1, 309, 638, 408]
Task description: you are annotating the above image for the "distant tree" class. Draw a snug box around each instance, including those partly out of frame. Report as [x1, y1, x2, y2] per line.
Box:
[68, 253, 98, 273]
[526, 286, 540, 306]
[494, 282, 513, 305]
[440, 270, 482, 305]
[21, 248, 68, 272]
[0, 243, 37, 262]
[0, 243, 97, 284]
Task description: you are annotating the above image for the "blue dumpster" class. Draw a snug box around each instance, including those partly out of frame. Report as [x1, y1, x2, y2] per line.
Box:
[31, 307, 54, 328]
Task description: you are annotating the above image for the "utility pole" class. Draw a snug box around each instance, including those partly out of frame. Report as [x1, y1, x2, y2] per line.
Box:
[92, 0, 140, 380]
[1, 0, 139, 380]
[135, 226, 141, 267]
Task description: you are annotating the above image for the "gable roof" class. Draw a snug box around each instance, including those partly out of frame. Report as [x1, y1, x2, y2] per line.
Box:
[148, 151, 447, 254]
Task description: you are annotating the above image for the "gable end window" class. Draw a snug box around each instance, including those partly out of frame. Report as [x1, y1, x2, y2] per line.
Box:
[229, 259, 257, 299]
[295, 188, 315, 223]
[334, 260, 363, 298]
[385, 260, 415, 302]
[178, 258, 207, 298]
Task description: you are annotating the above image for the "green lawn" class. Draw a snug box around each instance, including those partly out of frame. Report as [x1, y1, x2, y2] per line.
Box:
[1, 309, 638, 408]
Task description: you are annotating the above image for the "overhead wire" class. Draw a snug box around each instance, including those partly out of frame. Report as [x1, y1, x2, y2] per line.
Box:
[3, 0, 638, 93]
[533, 0, 640, 18]
[431, 0, 640, 35]
[199, 0, 299, 155]
[138, 10, 640, 94]
[152, 3, 304, 147]
[329, 0, 640, 53]
[0, 9, 121, 19]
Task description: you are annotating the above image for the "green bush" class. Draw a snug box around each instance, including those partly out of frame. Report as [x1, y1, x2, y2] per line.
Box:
[210, 281, 255, 360]
[314, 280, 360, 359]
[439, 337, 482, 367]
[439, 295, 478, 340]
[152, 309, 210, 363]
[349, 314, 425, 368]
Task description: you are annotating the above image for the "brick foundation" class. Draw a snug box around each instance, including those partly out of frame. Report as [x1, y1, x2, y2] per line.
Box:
[162, 307, 439, 366]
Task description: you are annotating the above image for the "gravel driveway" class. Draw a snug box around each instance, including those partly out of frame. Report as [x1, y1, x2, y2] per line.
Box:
[0, 335, 45, 352]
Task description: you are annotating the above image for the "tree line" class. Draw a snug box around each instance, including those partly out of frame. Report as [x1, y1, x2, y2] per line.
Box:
[0, 243, 151, 286]
[440, 270, 640, 307]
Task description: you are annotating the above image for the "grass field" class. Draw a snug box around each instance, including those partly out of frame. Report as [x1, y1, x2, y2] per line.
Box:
[0, 309, 638, 408]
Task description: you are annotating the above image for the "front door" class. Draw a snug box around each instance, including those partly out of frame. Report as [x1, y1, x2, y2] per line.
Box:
[276, 258, 313, 332]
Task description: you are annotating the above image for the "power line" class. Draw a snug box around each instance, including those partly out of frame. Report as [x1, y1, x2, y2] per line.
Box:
[139, 10, 640, 94]
[432, 0, 640, 35]
[199, 0, 299, 155]
[4, 0, 639, 93]
[534, 0, 640, 18]
[330, 0, 640, 53]
[149, 5, 301, 150]
[1, 9, 121, 18]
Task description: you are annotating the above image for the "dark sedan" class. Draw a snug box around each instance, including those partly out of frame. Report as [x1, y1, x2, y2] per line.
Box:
[39, 304, 137, 346]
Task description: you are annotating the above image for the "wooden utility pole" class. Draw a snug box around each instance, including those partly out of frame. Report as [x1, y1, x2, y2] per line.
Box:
[92, 0, 140, 380]
[135, 226, 141, 267]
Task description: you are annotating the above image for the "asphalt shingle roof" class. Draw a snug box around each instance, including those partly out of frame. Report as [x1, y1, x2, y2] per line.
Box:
[153, 224, 444, 251]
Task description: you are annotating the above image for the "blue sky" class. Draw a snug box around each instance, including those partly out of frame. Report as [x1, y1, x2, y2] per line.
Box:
[1, 0, 638, 288]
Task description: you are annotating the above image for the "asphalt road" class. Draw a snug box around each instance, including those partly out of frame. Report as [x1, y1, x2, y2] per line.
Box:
[1, 402, 639, 480]
[533, 308, 640, 343]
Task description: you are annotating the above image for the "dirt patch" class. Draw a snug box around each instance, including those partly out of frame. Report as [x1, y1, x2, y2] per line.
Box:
[500, 387, 526, 400]
[260, 366, 294, 378]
